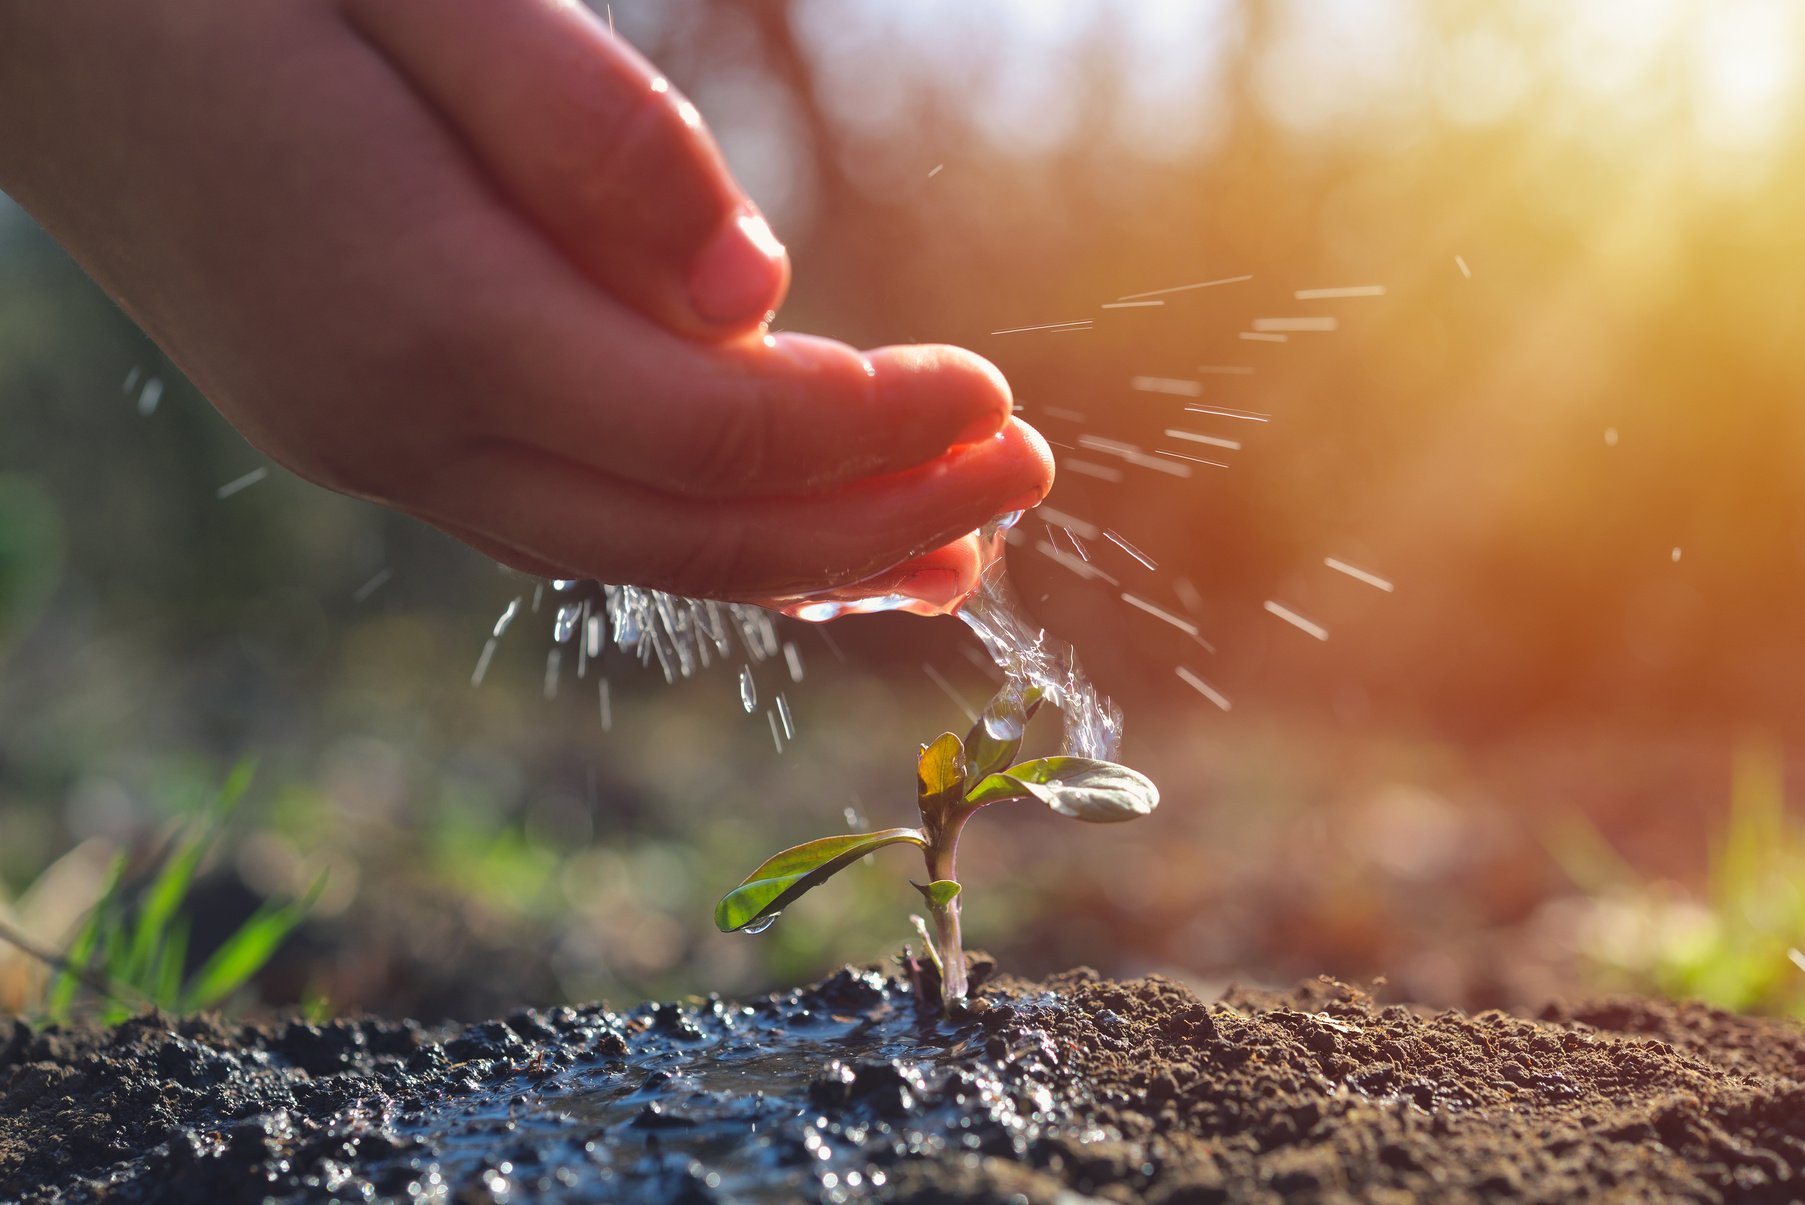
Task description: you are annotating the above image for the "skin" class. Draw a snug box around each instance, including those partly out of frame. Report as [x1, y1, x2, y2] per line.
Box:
[0, 0, 1051, 605]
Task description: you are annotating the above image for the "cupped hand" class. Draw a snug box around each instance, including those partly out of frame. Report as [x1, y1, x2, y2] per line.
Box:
[0, 0, 1051, 603]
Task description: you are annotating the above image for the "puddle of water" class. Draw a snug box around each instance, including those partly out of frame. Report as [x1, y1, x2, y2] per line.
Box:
[367, 971, 1089, 1204]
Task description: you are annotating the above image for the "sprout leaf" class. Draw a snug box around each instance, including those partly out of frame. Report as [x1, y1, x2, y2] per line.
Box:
[714, 828, 926, 932]
[963, 686, 1045, 781]
[913, 879, 962, 908]
[916, 732, 966, 800]
[964, 756, 1159, 823]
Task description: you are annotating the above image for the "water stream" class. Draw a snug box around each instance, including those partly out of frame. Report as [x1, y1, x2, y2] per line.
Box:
[498, 511, 1123, 761]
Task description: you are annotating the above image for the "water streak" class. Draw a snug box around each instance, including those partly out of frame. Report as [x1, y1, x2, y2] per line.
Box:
[954, 521, 1123, 761]
[494, 513, 1122, 759]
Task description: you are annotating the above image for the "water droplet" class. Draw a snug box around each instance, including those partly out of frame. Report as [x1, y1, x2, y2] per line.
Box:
[739, 666, 757, 713]
[955, 523, 1122, 761]
[980, 690, 1026, 742]
[492, 598, 521, 638]
[742, 912, 780, 935]
[553, 602, 581, 643]
[471, 638, 498, 687]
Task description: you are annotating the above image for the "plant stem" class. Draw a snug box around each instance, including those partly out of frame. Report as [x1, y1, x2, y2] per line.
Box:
[924, 809, 971, 1007]
[928, 897, 965, 1005]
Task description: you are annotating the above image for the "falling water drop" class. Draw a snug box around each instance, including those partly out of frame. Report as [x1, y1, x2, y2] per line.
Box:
[553, 603, 582, 643]
[742, 913, 780, 935]
[739, 665, 757, 713]
[979, 687, 1027, 743]
[493, 598, 522, 638]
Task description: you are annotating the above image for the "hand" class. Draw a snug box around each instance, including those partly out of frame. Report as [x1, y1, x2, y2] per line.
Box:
[0, 0, 1051, 603]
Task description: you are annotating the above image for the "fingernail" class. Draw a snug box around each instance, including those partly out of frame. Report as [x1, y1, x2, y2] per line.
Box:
[689, 208, 786, 326]
[889, 564, 965, 611]
[998, 485, 1046, 513]
[951, 409, 1008, 445]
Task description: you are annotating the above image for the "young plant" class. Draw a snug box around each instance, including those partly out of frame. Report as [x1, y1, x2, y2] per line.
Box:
[714, 685, 1159, 1008]
[27, 762, 326, 1024]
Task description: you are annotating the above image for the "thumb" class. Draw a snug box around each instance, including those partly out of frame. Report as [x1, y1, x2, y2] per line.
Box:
[341, 0, 788, 338]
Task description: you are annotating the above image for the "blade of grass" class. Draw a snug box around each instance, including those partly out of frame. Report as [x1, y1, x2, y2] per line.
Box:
[180, 872, 324, 1013]
[124, 762, 257, 991]
[215, 758, 258, 815]
[44, 852, 127, 1022]
[153, 917, 190, 1012]
[124, 826, 208, 989]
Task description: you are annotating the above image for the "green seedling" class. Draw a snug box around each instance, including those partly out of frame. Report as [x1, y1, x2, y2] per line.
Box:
[714, 684, 1159, 1008]
[31, 761, 326, 1024]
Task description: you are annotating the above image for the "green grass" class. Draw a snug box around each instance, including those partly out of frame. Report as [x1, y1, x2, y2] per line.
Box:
[37, 760, 324, 1024]
[1557, 740, 1805, 1016]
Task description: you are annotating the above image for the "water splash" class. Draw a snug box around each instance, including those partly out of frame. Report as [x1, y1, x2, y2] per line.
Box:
[489, 513, 1121, 760]
[955, 543, 1123, 761]
[783, 513, 1123, 761]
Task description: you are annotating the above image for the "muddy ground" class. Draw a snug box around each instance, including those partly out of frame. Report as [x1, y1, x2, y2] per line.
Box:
[3, 964, 1803, 1203]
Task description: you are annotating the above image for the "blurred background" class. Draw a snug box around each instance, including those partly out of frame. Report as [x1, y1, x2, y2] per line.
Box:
[6, 0, 1805, 1022]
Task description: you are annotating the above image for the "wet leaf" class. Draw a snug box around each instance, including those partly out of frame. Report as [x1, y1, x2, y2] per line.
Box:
[913, 879, 962, 908]
[714, 828, 927, 932]
[916, 732, 966, 800]
[965, 757, 1159, 823]
[964, 772, 1035, 807]
[962, 686, 1045, 781]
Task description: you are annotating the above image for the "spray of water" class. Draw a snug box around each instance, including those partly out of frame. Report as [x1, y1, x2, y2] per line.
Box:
[953, 529, 1124, 761]
[486, 513, 1123, 761]
[773, 512, 1122, 760]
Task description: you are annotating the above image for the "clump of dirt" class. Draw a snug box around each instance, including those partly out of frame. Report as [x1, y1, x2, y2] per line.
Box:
[3, 966, 1803, 1203]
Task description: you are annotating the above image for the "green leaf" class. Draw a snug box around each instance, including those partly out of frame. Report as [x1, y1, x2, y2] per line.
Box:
[963, 686, 1045, 781]
[124, 826, 208, 989]
[125, 761, 255, 990]
[152, 918, 190, 1012]
[45, 852, 127, 1022]
[714, 828, 926, 932]
[212, 758, 258, 819]
[181, 872, 325, 1013]
[913, 879, 961, 908]
[965, 772, 1034, 807]
[916, 733, 966, 800]
[968, 757, 1159, 823]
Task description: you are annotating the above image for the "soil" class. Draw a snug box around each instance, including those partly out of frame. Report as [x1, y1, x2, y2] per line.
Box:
[4, 964, 1804, 1203]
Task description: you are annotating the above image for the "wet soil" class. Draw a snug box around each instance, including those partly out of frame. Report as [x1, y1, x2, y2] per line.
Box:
[4, 965, 1804, 1203]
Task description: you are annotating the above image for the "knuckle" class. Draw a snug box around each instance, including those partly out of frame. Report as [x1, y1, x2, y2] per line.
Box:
[685, 377, 774, 495]
[577, 88, 689, 213]
[665, 516, 757, 599]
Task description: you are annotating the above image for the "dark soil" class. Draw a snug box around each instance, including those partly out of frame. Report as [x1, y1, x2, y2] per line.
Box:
[4, 965, 1804, 1203]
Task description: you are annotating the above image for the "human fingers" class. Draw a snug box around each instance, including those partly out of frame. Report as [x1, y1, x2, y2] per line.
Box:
[761, 536, 991, 618]
[340, 0, 786, 338]
[460, 305, 1016, 499]
[422, 419, 1053, 601]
